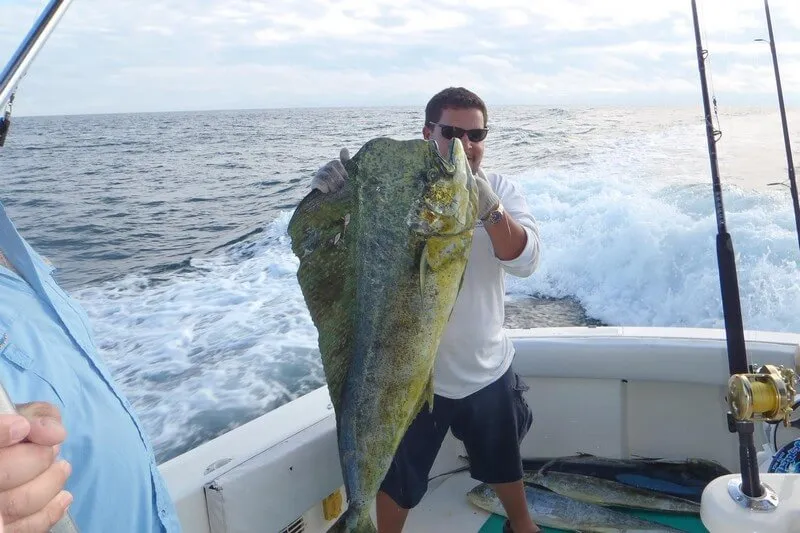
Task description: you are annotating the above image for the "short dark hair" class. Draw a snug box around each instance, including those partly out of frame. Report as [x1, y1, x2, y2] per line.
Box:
[424, 87, 488, 128]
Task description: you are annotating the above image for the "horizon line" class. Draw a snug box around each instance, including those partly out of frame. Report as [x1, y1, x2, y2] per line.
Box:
[12, 101, 798, 120]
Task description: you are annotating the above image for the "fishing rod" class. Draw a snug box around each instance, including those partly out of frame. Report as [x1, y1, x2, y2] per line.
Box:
[756, 0, 800, 253]
[0, 0, 74, 146]
[0, 1, 81, 532]
[690, 0, 764, 501]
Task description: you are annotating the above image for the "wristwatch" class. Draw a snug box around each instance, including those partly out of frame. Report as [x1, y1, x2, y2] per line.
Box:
[482, 203, 505, 226]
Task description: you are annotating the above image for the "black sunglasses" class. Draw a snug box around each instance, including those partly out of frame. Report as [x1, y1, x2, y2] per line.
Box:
[428, 122, 488, 142]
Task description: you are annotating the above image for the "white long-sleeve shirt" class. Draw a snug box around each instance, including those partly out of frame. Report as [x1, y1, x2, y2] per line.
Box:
[432, 169, 541, 399]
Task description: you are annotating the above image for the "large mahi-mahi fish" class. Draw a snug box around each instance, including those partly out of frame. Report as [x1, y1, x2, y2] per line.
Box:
[287, 137, 478, 532]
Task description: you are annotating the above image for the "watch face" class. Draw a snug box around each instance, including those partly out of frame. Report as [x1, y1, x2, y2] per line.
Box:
[481, 204, 504, 226]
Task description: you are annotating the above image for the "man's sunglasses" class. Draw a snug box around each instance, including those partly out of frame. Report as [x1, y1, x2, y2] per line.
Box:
[428, 122, 488, 143]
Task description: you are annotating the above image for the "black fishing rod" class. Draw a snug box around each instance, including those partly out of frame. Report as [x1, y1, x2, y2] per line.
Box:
[756, 0, 800, 253]
[690, 0, 763, 499]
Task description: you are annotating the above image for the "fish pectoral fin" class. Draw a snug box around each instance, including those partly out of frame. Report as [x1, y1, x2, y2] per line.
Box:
[444, 266, 467, 324]
[420, 242, 429, 298]
[419, 237, 468, 302]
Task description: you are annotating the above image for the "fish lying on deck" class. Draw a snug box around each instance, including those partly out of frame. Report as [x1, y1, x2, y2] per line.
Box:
[468, 482, 685, 533]
[288, 137, 478, 532]
[521, 453, 730, 504]
[525, 471, 700, 514]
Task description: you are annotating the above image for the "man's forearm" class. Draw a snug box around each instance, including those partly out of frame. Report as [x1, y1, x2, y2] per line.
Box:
[485, 211, 529, 261]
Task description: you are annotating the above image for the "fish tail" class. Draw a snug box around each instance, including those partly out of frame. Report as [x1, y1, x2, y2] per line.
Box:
[356, 512, 377, 533]
[326, 508, 377, 533]
[326, 511, 351, 533]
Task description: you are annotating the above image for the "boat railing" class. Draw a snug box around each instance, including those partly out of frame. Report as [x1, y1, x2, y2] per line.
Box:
[0, 0, 74, 145]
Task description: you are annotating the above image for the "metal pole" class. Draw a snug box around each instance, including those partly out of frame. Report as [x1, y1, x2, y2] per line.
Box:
[0, 0, 74, 111]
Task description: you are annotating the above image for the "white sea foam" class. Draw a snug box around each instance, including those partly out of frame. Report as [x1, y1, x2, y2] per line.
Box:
[75, 210, 324, 461]
[507, 165, 799, 331]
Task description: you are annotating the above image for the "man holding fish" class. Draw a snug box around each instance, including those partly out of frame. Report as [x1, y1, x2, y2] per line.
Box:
[309, 86, 542, 533]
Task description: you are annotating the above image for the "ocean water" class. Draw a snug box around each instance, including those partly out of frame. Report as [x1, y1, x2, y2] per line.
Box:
[2, 105, 799, 463]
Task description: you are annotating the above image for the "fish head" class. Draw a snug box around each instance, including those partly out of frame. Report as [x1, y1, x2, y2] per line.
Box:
[407, 137, 478, 236]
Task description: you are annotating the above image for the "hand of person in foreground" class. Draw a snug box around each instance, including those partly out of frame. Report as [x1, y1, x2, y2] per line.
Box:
[0, 402, 73, 533]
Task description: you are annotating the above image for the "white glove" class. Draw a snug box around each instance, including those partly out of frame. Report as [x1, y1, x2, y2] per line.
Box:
[310, 148, 350, 193]
[474, 171, 501, 220]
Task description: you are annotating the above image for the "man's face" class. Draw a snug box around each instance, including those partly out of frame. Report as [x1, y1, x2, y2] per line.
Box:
[423, 107, 487, 174]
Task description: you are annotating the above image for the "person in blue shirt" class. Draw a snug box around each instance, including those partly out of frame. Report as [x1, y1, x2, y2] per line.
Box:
[0, 200, 181, 533]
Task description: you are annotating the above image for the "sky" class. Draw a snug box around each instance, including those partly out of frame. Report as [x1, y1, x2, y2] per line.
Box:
[1, 0, 800, 116]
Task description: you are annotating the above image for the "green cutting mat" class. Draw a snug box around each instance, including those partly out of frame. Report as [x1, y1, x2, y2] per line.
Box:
[478, 509, 709, 532]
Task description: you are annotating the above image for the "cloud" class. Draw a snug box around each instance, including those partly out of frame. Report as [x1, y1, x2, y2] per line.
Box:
[564, 39, 800, 64]
[459, 54, 517, 71]
[712, 60, 800, 94]
[3, 0, 800, 116]
[251, 3, 472, 46]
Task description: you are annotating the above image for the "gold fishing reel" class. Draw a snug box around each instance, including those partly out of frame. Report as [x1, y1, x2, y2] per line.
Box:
[728, 364, 797, 426]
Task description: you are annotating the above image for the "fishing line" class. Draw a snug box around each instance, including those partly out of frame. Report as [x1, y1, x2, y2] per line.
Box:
[427, 465, 470, 481]
[427, 454, 470, 481]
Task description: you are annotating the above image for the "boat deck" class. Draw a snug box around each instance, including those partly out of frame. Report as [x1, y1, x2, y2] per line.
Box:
[379, 471, 502, 533]
[377, 470, 710, 533]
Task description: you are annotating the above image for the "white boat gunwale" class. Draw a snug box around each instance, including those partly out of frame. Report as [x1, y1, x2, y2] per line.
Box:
[158, 325, 800, 533]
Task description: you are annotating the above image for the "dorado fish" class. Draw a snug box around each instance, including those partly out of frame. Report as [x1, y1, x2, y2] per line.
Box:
[522, 453, 729, 503]
[288, 137, 478, 532]
[525, 471, 700, 514]
[467, 482, 685, 533]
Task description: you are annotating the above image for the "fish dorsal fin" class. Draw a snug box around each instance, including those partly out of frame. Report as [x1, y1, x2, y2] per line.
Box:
[288, 184, 356, 415]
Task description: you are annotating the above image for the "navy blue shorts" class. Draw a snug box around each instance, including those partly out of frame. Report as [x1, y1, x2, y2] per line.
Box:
[379, 364, 533, 509]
